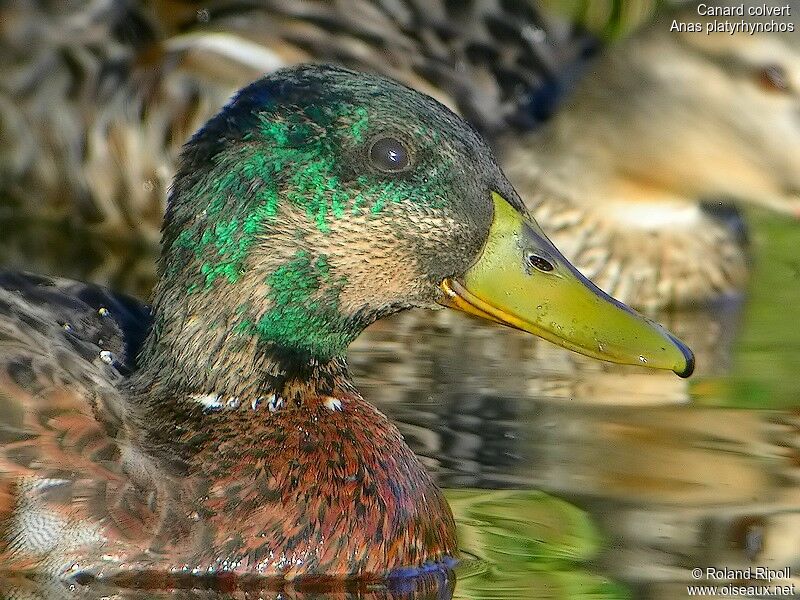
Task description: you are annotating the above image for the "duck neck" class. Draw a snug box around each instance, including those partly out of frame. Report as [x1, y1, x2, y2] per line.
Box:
[131, 277, 360, 413]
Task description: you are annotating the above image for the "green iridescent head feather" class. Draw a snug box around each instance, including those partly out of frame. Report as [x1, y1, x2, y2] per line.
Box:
[155, 65, 517, 361]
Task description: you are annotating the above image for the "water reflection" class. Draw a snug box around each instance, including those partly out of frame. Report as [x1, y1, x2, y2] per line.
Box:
[348, 292, 800, 598]
[0, 573, 454, 599]
[349, 301, 741, 491]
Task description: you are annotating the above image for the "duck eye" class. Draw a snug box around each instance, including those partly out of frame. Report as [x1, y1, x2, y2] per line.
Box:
[758, 64, 789, 93]
[369, 137, 410, 173]
[526, 253, 554, 273]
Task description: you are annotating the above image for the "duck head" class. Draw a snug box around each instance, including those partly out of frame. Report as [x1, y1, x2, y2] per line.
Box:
[141, 64, 693, 402]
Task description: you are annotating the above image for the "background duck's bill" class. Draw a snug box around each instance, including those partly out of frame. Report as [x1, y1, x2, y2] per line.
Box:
[439, 193, 695, 378]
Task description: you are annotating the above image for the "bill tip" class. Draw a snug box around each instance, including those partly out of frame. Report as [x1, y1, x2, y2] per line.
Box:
[669, 333, 695, 378]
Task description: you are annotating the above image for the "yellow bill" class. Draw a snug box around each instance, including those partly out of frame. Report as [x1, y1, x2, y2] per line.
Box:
[439, 192, 695, 377]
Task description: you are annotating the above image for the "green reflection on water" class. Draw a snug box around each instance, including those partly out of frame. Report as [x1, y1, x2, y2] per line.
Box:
[695, 213, 800, 409]
[448, 490, 629, 600]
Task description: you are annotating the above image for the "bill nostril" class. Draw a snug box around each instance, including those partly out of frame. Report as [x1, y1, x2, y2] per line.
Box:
[525, 252, 554, 273]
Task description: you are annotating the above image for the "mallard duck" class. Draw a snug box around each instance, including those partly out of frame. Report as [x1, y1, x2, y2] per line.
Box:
[3, 1, 797, 308]
[0, 66, 693, 582]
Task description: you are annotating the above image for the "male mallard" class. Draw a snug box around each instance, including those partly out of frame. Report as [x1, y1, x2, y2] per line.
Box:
[3, 1, 797, 308]
[0, 66, 692, 581]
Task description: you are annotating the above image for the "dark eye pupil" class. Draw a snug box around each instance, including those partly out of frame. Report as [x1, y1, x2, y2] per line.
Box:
[370, 137, 409, 172]
[528, 254, 554, 272]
